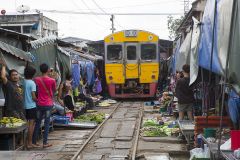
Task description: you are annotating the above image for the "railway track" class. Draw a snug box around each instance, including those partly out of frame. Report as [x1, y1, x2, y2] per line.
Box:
[70, 101, 144, 160]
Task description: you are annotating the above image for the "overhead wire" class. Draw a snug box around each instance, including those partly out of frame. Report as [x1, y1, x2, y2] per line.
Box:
[39, 10, 183, 16]
[70, 0, 107, 28]
[91, 0, 124, 30]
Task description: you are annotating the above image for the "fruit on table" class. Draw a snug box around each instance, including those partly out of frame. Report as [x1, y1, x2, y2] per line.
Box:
[0, 117, 25, 128]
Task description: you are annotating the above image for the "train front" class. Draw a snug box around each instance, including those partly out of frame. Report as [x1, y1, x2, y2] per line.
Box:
[104, 30, 159, 98]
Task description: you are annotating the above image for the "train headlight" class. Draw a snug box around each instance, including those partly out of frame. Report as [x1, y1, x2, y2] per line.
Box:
[151, 75, 156, 79]
[109, 76, 113, 80]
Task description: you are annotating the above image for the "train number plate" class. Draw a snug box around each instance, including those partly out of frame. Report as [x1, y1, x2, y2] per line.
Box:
[124, 30, 138, 37]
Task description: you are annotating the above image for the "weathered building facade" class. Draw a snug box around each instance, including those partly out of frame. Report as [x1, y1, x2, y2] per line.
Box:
[0, 12, 58, 38]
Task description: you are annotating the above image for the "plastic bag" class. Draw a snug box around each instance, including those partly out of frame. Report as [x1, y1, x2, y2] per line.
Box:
[220, 138, 231, 151]
[190, 147, 210, 160]
[190, 148, 204, 160]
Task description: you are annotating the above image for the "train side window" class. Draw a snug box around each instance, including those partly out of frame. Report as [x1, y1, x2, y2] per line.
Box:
[141, 44, 156, 60]
[127, 46, 136, 60]
[107, 45, 122, 60]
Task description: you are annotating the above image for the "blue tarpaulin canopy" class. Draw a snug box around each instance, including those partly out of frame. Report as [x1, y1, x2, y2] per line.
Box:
[198, 0, 233, 76]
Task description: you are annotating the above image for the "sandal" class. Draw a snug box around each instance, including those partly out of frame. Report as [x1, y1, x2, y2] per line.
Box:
[32, 143, 41, 147]
[32, 144, 41, 148]
[43, 143, 53, 148]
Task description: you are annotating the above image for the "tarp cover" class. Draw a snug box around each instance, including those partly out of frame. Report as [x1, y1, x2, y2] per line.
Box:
[198, 0, 233, 75]
[228, 0, 240, 93]
[190, 17, 201, 85]
[217, 0, 233, 74]
[30, 44, 57, 76]
[170, 38, 181, 74]
[175, 30, 192, 71]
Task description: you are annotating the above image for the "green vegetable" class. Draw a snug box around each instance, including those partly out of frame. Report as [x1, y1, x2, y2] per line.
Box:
[74, 113, 105, 124]
[143, 120, 159, 127]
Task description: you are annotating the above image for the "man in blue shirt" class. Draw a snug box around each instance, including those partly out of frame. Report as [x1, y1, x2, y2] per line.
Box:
[23, 66, 38, 148]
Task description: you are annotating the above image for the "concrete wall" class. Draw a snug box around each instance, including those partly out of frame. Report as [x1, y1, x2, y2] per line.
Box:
[0, 13, 58, 38]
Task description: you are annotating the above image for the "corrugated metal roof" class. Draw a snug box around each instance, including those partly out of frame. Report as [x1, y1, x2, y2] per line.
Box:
[57, 46, 70, 56]
[30, 36, 57, 49]
[63, 47, 103, 61]
[0, 40, 32, 62]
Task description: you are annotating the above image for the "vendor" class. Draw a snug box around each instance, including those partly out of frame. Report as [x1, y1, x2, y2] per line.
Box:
[0, 60, 25, 120]
[58, 73, 75, 111]
[175, 64, 195, 120]
[79, 77, 94, 109]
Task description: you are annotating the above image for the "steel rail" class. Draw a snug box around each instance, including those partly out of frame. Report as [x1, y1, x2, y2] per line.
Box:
[71, 102, 122, 160]
[131, 102, 143, 160]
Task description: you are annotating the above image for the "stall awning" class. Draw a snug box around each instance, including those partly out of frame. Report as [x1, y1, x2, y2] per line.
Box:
[0, 40, 32, 62]
[63, 47, 103, 61]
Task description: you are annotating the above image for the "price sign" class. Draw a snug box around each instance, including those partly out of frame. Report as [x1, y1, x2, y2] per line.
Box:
[124, 30, 138, 37]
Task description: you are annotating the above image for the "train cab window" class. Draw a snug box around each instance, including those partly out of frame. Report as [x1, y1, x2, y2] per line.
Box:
[141, 44, 156, 60]
[127, 46, 137, 60]
[107, 45, 122, 60]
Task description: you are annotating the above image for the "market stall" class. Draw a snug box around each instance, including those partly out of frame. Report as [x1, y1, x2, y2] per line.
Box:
[0, 117, 27, 150]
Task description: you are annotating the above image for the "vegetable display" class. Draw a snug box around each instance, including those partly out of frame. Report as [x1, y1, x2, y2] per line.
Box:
[74, 113, 105, 124]
[141, 119, 179, 137]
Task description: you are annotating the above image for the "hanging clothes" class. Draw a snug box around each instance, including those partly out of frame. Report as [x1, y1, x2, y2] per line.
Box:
[79, 61, 86, 77]
[72, 63, 81, 89]
[228, 90, 240, 125]
[93, 77, 102, 94]
[86, 61, 95, 86]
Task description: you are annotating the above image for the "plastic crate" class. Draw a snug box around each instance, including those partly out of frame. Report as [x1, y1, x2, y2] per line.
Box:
[53, 116, 70, 124]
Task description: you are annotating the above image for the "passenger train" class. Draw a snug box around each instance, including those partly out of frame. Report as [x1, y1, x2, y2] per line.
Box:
[104, 30, 159, 98]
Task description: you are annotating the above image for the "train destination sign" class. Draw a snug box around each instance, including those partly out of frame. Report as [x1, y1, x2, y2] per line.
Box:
[124, 30, 138, 37]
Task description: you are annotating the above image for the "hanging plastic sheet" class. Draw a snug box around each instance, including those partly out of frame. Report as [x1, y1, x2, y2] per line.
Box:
[189, 17, 201, 85]
[198, 0, 233, 75]
[217, 0, 233, 74]
[175, 30, 192, 72]
[198, 0, 221, 75]
[170, 38, 181, 74]
[228, 0, 240, 93]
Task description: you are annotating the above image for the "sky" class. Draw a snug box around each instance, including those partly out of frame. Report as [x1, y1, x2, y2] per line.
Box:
[0, 0, 194, 41]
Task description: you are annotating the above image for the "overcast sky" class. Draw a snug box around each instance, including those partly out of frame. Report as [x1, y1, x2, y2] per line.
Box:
[0, 0, 194, 41]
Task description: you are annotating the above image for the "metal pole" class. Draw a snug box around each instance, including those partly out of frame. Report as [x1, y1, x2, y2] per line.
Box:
[110, 14, 115, 33]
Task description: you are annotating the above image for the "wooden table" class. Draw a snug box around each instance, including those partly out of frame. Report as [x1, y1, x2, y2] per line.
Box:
[0, 124, 27, 150]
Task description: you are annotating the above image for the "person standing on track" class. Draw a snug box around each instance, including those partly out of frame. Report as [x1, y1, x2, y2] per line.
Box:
[23, 66, 38, 148]
[32, 63, 56, 148]
[175, 64, 195, 120]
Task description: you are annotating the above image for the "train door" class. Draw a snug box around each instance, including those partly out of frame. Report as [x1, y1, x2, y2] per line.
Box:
[124, 43, 139, 79]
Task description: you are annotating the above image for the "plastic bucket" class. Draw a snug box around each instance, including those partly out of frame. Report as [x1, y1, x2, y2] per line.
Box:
[231, 130, 240, 150]
[204, 128, 216, 138]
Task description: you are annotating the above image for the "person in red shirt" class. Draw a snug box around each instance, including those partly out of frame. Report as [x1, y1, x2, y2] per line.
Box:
[32, 63, 56, 148]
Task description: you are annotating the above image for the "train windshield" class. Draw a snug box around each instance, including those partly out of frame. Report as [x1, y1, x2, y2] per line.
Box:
[141, 44, 156, 60]
[107, 45, 122, 60]
[127, 46, 137, 60]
